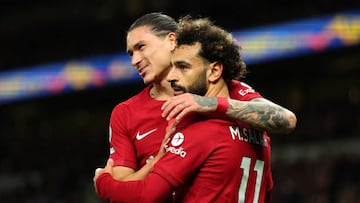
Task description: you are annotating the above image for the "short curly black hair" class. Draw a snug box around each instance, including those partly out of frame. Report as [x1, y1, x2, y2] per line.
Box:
[176, 15, 247, 81]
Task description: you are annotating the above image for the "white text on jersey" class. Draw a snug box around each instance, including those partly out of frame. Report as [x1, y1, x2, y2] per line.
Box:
[229, 126, 267, 147]
[164, 145, 187, 157]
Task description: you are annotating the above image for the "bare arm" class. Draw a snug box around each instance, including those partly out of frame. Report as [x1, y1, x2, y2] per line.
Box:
[112, 162, 155, 181]
[161, 93, 297, 134]
[227, 97, 297, 134]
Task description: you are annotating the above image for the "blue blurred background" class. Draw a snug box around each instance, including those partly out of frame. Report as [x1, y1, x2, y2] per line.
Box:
[0, 1, 359, 202]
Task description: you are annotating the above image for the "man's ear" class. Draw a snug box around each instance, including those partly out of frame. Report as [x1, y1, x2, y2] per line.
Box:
[167, 32, 177, 51]
[208, 62, 223, 83]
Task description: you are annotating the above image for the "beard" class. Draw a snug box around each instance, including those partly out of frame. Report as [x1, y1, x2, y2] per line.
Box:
[170, 69, 208, 96]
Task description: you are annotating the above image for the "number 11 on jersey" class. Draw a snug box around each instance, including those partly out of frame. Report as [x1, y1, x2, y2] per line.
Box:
[238, 157, 264, 203]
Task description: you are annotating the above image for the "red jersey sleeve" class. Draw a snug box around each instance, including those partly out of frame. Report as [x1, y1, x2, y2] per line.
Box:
[229, 80, 263, 101]
[96, 172, 173, 203]
[109, 103, 137, 169]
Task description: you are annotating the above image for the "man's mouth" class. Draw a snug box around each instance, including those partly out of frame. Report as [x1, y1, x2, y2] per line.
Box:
[170, 80, 186, 95]
[138, 65, 148, 77]
[171, 84, 185, 96]
[173, 89, 184, 96]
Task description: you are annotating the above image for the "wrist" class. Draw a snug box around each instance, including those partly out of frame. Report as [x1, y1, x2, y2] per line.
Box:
[216, 97, 229, 114]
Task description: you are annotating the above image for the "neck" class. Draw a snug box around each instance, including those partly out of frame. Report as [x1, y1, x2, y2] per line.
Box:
[205, 78, 229, 98]
[150, 79, 173, 100]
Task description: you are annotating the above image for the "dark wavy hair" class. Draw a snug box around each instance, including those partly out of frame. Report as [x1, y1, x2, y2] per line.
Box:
[127, 12, 178, 38]
[176, 15, 247, 81]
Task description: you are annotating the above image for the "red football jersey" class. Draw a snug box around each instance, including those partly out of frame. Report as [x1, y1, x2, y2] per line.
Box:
[102, 81, 273, 202]
[109, 85, 167, 169]
[153, 114, 271, 202]
[97, 115, 272, 203]
[229, 80, 274, 198]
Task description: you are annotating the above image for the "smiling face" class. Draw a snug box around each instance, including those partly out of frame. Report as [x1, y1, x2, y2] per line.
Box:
[126, 26, 176, 85]
[167, 43, 209, 96]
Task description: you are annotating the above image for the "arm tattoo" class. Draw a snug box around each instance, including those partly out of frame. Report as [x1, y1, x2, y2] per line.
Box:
[227, 98, 292, 134]
[194, 96, 217, 111]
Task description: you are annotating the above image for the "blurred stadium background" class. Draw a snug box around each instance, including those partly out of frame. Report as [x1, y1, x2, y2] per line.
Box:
[0, 0, 359, 202]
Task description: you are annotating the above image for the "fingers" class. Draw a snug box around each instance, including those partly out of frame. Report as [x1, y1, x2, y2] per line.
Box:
[157, 122, 175, 158]
[107, 158, 114, 167]
[161, 119, 176, 148]
[160, 135, 171, 153]
[165, 121, 176, 140]
[172, 108, 191, 123]
[93, 159, 114, 193]
[95, 168, 103, 174]
[94, 168, 104, 184]
[94, 158, 113, 179]
[162, 100, 183, 121]
[104, 158, 114, 174]
[162, 99, 192, 122]
[164, 119, 176, 147]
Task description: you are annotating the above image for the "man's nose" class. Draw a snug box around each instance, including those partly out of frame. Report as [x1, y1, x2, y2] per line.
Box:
[131, 52, 141, 67]
[166, 65, 178, 82]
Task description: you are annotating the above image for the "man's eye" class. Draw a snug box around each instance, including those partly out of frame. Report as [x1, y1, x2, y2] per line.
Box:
[179, 65, 187, 70]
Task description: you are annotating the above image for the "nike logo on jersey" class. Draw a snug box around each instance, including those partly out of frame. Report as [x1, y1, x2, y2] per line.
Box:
[136, 129, 157, 140]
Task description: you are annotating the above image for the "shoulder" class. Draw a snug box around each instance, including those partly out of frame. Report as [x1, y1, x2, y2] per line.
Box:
[124, 85, 152, 104]
[228, 80, 263, 101]
[113, 86, 152, 110]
